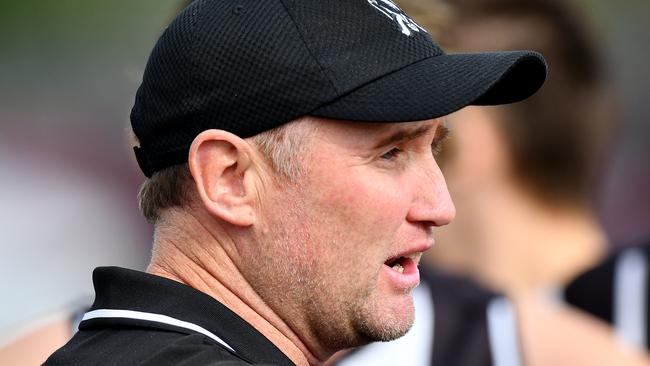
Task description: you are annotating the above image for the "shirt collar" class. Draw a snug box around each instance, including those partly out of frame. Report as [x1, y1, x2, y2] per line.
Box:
[82, 266, 295, 366]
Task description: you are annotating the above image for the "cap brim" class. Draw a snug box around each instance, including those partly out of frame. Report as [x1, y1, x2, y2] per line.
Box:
[311, 51, 547, 122]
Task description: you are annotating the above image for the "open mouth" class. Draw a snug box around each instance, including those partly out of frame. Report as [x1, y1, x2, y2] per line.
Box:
[386, 257, 407, 273]
[385, 253, 422, 274]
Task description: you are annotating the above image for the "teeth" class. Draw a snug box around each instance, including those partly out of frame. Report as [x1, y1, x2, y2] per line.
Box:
[391, 262, 404, 273]
[387, 252, 423, 273]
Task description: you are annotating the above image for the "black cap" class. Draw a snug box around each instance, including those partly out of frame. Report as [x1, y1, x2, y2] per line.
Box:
[131, 0, 547, 177]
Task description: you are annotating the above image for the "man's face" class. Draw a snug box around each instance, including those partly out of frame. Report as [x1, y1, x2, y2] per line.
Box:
[244, 117, 455, 353]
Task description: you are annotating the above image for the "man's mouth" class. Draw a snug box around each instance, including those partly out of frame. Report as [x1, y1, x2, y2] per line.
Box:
[385, 252, 423, 274]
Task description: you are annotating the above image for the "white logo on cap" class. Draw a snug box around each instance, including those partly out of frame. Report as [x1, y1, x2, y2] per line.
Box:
[367, 0, 426, 36]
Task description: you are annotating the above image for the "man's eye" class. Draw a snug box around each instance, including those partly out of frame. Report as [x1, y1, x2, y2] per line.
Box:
[380, 148, 402, 160]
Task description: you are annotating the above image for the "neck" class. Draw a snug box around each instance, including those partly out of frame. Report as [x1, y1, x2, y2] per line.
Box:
[146, 209, 322, 366]
[435, 182, 606, 293]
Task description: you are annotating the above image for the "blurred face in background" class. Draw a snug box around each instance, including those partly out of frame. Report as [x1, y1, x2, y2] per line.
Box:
[426, 106, 511, 275]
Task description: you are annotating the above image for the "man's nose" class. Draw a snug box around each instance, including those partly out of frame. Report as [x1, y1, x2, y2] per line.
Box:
[406, 163, 456, 227]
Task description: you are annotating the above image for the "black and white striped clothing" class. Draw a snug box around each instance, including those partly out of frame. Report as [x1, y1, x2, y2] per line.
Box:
[566, 243, 650, 350]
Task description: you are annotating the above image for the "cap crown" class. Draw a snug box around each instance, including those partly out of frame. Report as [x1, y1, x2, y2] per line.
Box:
[131, 0, 443, 175]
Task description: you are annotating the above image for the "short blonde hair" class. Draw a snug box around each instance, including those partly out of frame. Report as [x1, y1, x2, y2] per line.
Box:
[136, 118, 315, 223]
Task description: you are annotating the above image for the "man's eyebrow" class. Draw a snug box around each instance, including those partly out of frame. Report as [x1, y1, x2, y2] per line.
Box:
[372, 125, 435, 149]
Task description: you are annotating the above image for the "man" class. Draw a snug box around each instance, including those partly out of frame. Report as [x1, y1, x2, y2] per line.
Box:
[44, 0, 545, 365]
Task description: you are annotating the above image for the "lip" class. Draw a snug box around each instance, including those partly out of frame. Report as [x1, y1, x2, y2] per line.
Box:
[386, 241, 434, 264]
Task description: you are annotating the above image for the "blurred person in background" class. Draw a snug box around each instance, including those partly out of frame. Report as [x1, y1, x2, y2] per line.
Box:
[427, 0, 611, 300]
[424, 1, 650, 362]
[418, 0, 650, 363]
[336, 0, 650, 365]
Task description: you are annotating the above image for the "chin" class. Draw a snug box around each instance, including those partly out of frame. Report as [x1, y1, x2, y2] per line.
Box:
[358, 314, 414, 343]
[355, 294, 416, 343]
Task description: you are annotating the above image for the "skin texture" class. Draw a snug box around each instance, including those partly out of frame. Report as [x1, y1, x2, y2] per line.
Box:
[149, 116, 455, 365]
[245, 118, 454, 353]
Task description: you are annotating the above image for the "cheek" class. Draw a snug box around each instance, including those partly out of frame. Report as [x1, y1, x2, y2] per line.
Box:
[314, 170, 413, 242]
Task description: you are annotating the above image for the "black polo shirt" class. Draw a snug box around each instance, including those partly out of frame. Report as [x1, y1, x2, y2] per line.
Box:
[44, 267, 295, 365]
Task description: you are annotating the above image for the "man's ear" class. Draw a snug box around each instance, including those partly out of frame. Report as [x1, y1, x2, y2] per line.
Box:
[188, 129, 257, 226]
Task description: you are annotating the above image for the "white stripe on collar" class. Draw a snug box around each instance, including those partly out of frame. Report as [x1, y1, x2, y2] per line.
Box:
[82, 309, 236, 353]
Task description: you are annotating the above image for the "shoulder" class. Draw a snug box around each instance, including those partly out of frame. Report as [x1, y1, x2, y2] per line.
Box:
[44, 329, 252, 366]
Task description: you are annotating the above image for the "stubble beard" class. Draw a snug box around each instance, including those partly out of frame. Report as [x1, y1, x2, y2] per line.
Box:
[352, 285, 416, 343]
[298, 267, 416, 350]
[280, 259, 416, 350]
[249, 186, 416, 352]
[250, 230, 416, 352]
